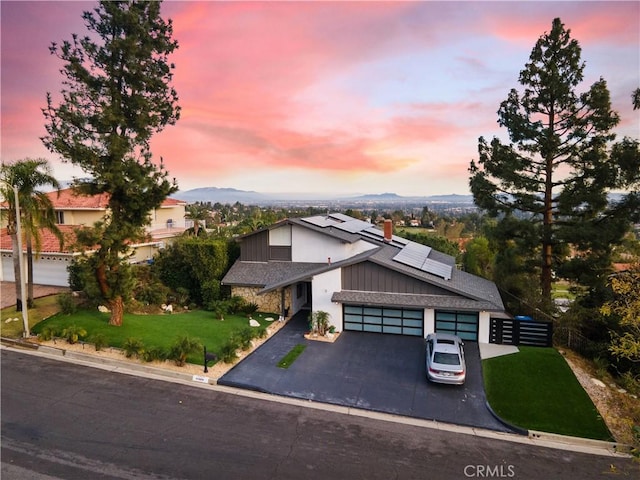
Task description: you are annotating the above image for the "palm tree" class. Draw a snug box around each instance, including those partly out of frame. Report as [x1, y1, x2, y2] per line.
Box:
[185, 203, 211, 237]
[0, 159, 63, 309]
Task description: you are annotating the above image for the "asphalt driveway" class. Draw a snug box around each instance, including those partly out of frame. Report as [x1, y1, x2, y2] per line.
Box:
[219, 312, 515, 433]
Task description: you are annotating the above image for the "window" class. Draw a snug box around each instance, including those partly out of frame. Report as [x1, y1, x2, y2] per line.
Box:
[55, 211, 64, 224]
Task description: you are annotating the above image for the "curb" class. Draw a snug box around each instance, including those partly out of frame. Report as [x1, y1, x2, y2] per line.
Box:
[1, 340, 633, 458]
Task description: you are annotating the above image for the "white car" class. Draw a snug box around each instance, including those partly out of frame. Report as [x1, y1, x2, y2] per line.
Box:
[425, 333, 466, 385]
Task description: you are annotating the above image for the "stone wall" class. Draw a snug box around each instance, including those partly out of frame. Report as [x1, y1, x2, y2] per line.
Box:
[231, 286, 292, 316]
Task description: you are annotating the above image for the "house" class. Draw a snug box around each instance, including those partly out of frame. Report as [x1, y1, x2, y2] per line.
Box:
[222, 213, 508, 343]
[1, 187, 190, 286]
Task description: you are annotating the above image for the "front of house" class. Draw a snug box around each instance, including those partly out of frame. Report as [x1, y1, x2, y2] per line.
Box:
[0, 188, 190, 286]
[222, 213, 508, 343]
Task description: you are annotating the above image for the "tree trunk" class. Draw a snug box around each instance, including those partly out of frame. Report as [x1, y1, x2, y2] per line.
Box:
[26, 233, 34, 308]
[10, 232, 23, 312]
[109, 296, 124, 326]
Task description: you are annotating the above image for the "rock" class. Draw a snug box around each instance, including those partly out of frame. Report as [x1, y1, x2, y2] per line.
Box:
[265, 317, 275, 322]
[617, 388, 627, 394]
[249, 319, 260, 327]
[164, 304, 173, 313]
[590, 378, 606, 388]
[98, 305, 110, 313]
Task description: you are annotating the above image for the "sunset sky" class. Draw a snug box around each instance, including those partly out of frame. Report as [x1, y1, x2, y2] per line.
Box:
[2, 1, 639, 197]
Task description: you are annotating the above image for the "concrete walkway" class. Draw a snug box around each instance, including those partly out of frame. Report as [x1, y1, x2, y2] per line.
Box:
[1, 282, 69, 310]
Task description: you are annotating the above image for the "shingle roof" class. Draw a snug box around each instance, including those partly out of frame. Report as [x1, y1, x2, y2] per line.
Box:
[223, 212, 505, 312]
[331, 291, 503, 312]
[222, 261, 328, 288]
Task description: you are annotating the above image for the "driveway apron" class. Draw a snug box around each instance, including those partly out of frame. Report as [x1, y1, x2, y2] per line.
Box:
[219, 311, 514, 433]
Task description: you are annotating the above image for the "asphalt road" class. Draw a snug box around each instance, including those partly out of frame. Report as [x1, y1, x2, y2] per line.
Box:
[1, 350, 637, 480]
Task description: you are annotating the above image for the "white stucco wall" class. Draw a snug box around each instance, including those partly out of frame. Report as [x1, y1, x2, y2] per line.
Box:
[478, 311, 491, 343]
[311, 268, 342, 331]
[290, 225, 376, 263]
[424, 309, 435, 337]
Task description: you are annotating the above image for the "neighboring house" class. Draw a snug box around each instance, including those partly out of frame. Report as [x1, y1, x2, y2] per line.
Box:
[222, 213, 508, 343]
[1, 187, 190, 286]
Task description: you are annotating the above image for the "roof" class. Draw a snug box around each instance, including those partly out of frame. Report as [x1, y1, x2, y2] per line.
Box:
[0, 226, 79, 254]
[223, 212, 505, 312]
[1, 187, 187, 211]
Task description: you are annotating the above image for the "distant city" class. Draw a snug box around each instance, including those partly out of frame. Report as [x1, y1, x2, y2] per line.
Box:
[174, 187, 477, 213]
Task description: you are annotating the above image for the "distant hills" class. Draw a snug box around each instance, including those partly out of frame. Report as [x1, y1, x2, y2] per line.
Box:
[174, 187, 475, 206]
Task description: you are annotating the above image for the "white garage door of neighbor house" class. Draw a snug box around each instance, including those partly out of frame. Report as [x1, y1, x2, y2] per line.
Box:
[2, 255, 70, 287]
[343, 305, 424, 336]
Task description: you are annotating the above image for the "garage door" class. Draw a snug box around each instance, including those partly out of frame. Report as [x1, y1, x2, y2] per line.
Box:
[435, 311, 478, 341]
[343, 305, 424, 336]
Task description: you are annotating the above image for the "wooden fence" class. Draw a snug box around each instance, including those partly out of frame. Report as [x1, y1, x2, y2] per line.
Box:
[490, 317, 553, 347]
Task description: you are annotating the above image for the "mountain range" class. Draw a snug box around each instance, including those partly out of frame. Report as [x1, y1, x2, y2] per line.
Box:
[174, 187, 475, 206]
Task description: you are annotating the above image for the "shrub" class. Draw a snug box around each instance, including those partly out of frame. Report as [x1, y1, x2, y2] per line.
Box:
[168, 336, 202, 366]
[236, 327, 254, 350]
[308, 310, 331, 336]
[243, 302, 259, 316]
[89, 333, 108, 351]
[142, 346, 169, 363]
[227, 295, 246, 314]
[123, 337, 145, 359]
[38, 326, 59, 342]
[57, 292, 78, 315]
[219, 338, 240, 364]
[61, 325, 87, 344]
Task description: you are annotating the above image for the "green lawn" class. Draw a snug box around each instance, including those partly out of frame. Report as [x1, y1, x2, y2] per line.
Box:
[1, 295, 61, 338]
[32, 309, 277, 365]
[483, 347, 612, 440]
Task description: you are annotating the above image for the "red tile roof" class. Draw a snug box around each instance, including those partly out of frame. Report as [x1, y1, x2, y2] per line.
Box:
[1, 188, 186, 210]
[0, 225, 79, 254]
[45, 188, 186, 209]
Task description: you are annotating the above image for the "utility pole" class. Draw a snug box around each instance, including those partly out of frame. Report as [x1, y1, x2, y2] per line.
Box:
[13, 185, 29, 337]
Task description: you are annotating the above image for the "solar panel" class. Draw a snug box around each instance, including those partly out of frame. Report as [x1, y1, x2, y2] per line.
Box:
[333, 219, 373, 233]
[301, 216, 340, 228]
[393, 242, 452, 280]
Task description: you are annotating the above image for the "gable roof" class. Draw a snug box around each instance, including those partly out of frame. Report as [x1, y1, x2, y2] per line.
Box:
[223, 213, 505, 312]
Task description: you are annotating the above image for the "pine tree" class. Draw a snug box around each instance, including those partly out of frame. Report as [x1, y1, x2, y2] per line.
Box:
[469, 18, 638, 306]
[42, 1, 180, 325]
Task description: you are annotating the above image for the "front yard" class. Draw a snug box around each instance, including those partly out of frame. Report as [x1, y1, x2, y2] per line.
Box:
[483, 346, 613, 440]
[29, 308, 276, 366]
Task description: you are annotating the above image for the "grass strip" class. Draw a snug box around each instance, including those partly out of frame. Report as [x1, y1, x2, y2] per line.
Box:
[483, 346, 612, 440]
[277, 344, 306, 369]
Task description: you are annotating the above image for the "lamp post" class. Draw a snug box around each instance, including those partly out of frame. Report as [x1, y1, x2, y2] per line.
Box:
[13, 185, 29, 337]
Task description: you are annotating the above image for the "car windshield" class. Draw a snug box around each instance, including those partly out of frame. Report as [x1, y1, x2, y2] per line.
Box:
[433, 352, 461, 366]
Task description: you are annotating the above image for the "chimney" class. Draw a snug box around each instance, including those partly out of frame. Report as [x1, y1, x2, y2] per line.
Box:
[383, 219, 393, 242]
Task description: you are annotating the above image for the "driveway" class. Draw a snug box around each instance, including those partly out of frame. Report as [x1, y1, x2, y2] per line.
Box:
[219, 311, 515, 433]
[1, 282, 69, 310]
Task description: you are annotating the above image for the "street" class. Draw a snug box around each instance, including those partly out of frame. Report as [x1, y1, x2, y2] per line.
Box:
[1, 349, 637, 480]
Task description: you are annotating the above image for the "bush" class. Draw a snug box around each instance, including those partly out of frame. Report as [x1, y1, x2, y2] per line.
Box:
[236, 327, 254, 350]
[57, 292, 78, 315]
[142, 346, 169, 363]
[89, 333, 108, 351]
[38, 326, 59, 342]
[61, 325, 87, 344]
[123, 337, 145, 359]
[242, 302, 259, 316]
[219, 338, 240, 364]
[168, 336, 202, 366]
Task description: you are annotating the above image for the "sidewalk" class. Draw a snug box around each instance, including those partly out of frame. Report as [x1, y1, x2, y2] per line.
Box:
[0, 337, 631, 459]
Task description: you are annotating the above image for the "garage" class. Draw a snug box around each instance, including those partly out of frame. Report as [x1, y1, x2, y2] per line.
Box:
[435, 310, 479, 341]
[343, 305, 424, 336]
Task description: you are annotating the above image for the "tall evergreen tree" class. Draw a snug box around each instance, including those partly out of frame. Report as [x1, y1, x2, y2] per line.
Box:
[42, 1, 180, 325]
[469, 18, 638, 305]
